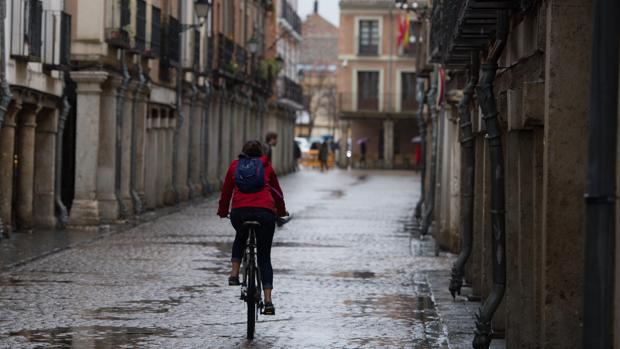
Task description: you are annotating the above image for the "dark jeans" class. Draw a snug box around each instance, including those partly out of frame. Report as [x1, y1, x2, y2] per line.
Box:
[230, 207, 276, 289]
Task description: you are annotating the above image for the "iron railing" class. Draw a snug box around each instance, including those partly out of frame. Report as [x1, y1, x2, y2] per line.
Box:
[42, 10, 71, 68]
[149, 5, 161, 58]
[134, 0, 147, 53]
[339, 93, 418, 113]
[205, 36, 214, 74]
[11, 0, 43, 61]
[235, 43, 247, 75]
[217, 33, 235, 75]
[278, 76, 303, 105]
[280, 0, 301, 35]
[429, 0, 516, 68]
[193, 29, 201, 71]
[105, 0, 131, 48]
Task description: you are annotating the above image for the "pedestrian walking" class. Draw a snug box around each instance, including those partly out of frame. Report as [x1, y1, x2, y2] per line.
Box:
[264, 132, 278, 163]
[293, 141, 302, 171]
[319, 140, 329, 172]
[218, 140, 288, 316]
[359, 139, 367, 168]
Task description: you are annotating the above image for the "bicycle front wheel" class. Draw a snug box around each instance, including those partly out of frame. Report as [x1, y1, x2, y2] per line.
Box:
[247, 264, 256, 340]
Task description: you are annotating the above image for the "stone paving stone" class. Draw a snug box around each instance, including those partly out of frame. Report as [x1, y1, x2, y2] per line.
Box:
[0, 169, 490, 348]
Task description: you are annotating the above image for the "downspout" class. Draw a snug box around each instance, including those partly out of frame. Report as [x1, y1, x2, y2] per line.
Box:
[187, 82, 198, 198]
[472, 10, 509, 349]
[449, 52, 479, 298]
[583, 0, 619, 347]
[414, 77, 428, 223]
[420, 70, 437, 237]
[54, 77, 71, 228]
[115, 51, 131, 219]
[130, 60, 146, 215]
[199, 83, 210, 195]
[172, 0, 184, 204]
[0, 0, 12, 236]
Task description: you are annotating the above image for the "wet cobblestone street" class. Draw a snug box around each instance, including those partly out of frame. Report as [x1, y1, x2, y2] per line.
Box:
[0, 170, 460, 348]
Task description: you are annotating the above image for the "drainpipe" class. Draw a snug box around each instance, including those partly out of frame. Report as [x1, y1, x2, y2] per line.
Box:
[420, 70, 438, 237]
[472, 10, 509, 349]
[130, 60, 146, 215]
[115, 51, 131, 219]
[54, 78, 71, 228]
[186, 82, 198, 198]
[449, 52, 479, 299]
[0, 0, 12, 237]
[199, 83, 211, 195]
[172, 0, 184, 204]
[583, 0, 619, 347]
[414, 77, 428, 223]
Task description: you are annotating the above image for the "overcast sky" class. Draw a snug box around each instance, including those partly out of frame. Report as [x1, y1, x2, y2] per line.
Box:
[297, 0, 340, 27]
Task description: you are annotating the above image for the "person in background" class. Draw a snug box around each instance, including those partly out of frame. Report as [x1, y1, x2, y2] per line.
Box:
[293, 141, 302, 171]
[265, 132, 278, 162]
[318, 140, 329, 172]
[360, 140, 367, 168]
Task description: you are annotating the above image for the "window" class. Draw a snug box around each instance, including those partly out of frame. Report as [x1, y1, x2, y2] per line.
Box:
[150, 6, 161, 57]
[401, 72, 417, 111]
[357, 71, 379, 111]
[135, 0, 147, 52]
[358, 20, 379, 55]
[11, 0, 43, 60]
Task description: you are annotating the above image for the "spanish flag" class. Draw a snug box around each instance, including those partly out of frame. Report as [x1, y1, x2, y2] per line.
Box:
[397, 14, 406, 48]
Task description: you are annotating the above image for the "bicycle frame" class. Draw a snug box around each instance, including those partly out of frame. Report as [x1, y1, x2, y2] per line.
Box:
[241, 225, 263, 339]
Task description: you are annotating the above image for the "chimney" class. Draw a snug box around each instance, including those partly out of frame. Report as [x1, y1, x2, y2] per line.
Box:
[314, 0, 318, 14]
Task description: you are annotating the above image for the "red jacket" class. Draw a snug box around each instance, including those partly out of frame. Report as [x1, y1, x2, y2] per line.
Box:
[217, 155, 287, 217]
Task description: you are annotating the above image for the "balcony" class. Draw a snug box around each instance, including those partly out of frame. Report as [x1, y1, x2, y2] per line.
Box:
[280, 0, 301, 36]
[105, 0, 131, 48]
[278, 76, 303, 107]
[134, 0, 147, 53]
[11, 0, 43, 61]
[338, 93, 418, 117]
[42, 10, 71, 68]
[235, 44, 247, 76]
[430, 0, 515, 68]
[217, 33, 235, 76]
[205, 36, 214, 74]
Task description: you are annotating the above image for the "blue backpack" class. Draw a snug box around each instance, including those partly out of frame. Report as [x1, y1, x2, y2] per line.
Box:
[235, 156, 265, 193]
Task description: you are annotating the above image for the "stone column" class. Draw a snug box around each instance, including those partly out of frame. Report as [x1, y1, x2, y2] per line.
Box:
[164, 111, 176, 205]
[69, 71, 109, 227]
[15, 104, 39, 231]
[383, 119, 395, 169]
[144, 113, 157, 210]
[135, 85, 150, 209]
[208, 94, 220, 189]
[97, 77, 123, 222]
[121, 81, 137, 215]
[0, 102, 21, 233]
[191, 98, 204, 196]
[540, 0, 592, 346]
[33, 108, 59, 228]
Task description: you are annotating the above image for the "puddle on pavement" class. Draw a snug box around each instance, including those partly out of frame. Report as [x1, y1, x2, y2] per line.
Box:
[272, 241, 343, 248]
[10, 326, 174, 348]
[0, 278, 73, 286]
[331, 271, 377, 279]
[87, 298, 182, 320]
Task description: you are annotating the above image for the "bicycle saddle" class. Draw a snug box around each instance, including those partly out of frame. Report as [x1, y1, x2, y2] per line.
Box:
[243, 221, 262, 228]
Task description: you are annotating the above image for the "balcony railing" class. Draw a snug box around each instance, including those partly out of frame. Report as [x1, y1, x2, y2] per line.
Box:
[235, 44, 247, 75]
[280, 0, 301, 35]
[134, 0, 147, 53]
[278, 76, 303, 106]
[429, 0, 515, 68]
[205, 36, 214, 74]
[105, 0, 131, 48]
[148, 5, 161, 58]
[42, 10, 71, 68]
[339, 93, 418, 114]
[11, 0, 43, 61]
[217, 33, 235, 76]
[193, 29, 201, 70]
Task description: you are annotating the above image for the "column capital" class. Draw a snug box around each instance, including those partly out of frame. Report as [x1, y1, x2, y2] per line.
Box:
[71, 71, 109, 94]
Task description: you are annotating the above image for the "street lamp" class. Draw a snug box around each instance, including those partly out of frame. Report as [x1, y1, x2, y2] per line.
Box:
[194, 0, 210, 20]
[247, 35, 259, 54]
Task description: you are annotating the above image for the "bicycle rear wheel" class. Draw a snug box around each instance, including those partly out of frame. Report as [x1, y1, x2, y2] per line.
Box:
[247, 263, 256, 340]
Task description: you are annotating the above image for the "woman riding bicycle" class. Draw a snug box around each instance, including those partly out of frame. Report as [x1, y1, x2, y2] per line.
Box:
[217, 140, 287, 316]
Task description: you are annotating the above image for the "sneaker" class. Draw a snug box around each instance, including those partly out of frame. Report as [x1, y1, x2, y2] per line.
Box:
[228, 276, 240, 286]
[263, 302, 275, 315]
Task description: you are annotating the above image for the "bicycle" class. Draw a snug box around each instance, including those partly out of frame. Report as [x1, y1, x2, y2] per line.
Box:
[240, 221, 263, 340]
